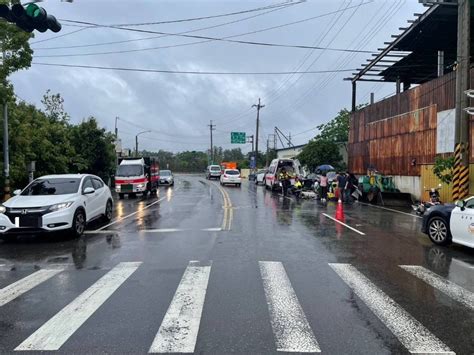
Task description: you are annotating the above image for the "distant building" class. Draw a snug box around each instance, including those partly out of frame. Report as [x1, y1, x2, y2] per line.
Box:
[276, 145, 307, 159]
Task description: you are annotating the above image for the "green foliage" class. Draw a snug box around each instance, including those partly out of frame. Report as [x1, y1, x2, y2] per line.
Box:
[0, 93, 116, 190]
[298, 139, 343, 172]
[297, 108, 352, 172]
[433, 156, 454, 185]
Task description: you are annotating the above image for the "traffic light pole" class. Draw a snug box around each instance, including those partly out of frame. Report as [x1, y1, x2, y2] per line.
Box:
[3, 102, 9, 201]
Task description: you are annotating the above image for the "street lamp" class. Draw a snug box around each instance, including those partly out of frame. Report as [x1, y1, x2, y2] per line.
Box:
[135, 130, 151, 157]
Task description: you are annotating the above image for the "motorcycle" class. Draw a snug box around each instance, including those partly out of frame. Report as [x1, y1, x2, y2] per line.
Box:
[412, 185, 442, 215]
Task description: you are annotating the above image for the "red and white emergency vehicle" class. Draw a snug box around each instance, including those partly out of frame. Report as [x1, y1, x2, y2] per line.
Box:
[115, 157, 159, 199]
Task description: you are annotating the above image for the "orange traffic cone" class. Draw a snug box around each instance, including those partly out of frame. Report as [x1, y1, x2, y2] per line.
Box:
[335, 202, 345, 222]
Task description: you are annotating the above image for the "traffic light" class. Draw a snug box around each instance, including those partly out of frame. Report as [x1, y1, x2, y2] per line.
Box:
[0, 3, 61, 33]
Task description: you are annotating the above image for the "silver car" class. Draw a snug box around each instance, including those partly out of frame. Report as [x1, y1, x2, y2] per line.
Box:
[159, 170, 174, 186]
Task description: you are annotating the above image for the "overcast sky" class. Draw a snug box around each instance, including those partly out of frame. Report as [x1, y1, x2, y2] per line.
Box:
[11, 0, 425, 153]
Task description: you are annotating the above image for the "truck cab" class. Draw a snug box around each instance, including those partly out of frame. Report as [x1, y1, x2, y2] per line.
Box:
[115, 157, 159, 198]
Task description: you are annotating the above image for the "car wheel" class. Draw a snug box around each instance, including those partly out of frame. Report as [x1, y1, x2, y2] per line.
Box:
[119, 193, 124, 199]
[427, 217, 452, 246]
[71, 209, 86, 237]
[238, 183, 241, 187]
[104, 200, 113, 222]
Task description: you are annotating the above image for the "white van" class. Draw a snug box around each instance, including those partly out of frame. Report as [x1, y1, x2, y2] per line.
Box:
[265, 159, 302, 191]
[206, 165, 222, 180]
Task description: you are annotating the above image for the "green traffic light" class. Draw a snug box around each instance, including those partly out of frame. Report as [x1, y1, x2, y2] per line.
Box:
[25, 4, 39, 17]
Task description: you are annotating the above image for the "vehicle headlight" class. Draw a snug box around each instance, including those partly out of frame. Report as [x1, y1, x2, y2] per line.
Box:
[49, 202, 73, 212]
[0, 205, 6, 214]
[137, 184, 144, 188]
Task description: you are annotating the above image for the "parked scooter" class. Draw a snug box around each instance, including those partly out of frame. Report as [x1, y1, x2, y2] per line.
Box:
[412, 185, 442, 215]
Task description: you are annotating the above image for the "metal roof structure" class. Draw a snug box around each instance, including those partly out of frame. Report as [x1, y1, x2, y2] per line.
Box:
[350, 0, 464, 85]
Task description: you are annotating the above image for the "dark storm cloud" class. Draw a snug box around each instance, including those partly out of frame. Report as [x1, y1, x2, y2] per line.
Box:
[11, 0, 424, 152]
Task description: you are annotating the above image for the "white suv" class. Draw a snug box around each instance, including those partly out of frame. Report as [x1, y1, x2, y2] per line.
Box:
[0, 174, 113, 238]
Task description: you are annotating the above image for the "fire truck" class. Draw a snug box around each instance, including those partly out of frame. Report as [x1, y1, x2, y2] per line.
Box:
[115, 157, 159, 199]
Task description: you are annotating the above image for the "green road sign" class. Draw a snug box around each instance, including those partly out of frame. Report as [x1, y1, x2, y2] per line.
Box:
[231, 132, 246, 144]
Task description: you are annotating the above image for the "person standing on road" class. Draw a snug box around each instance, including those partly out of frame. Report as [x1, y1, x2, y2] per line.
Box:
[279, 168, 291, 196]
[337, 172, 347, 203]
[319, 172, 328, 202]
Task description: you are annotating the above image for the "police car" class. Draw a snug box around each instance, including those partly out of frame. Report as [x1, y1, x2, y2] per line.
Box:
[422, 196, 474, 248]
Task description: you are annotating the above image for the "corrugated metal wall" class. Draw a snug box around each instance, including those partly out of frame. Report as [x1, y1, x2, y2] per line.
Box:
[349, 71, 458, 176]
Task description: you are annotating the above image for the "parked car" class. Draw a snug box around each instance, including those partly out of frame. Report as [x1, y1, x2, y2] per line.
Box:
[206, 165, 222, 180]
[256, 170, 268, 185]
[159, 170, 174, 186]
[265, 159, 303, 191]
[249, 169, 266, 182]
[422, 196, 474, 248]
[0, 174, 113, 239]
[220, 169, 241, 187]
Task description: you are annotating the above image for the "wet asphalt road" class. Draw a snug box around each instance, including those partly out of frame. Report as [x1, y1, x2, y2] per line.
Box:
[0, 174, 474, 354]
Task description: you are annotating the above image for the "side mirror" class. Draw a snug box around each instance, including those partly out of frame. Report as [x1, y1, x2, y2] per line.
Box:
[13, 189, 21, 196]
[83, 187, 95, 195]
[455, 200, 466, 210]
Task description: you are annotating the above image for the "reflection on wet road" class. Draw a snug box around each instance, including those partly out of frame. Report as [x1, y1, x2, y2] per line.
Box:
[0, 175, 473, 354]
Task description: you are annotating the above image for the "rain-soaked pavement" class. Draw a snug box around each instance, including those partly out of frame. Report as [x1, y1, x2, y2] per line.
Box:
[0, 175, 473, 354]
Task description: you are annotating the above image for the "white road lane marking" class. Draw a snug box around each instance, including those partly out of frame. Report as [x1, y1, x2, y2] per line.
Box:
[400, 265, 474, 311]
[149, 261, 211, 353]
[0, 269, 64, 307]
[141, 228, 183, 233]
[96, 187, 180, 232]
[96, 197, 166, 231]
[259, 261, 321, 353]
[359, 202, 423, 219]
[322, 213, 366, 235]
[201, 227, 222, 232]
[329, 263, 454, 355]
[15, 262, 141, 351]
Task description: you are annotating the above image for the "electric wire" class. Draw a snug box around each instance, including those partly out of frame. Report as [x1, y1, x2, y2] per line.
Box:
[34, 2, 375, 58]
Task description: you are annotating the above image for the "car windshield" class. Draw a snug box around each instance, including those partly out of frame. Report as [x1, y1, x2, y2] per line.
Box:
[210, 166, 221, 171]
[160, 170, 171, 176]
[21, 178, 81, 196]
[226, 170, 239, 175]
[116, 165, 143, 177]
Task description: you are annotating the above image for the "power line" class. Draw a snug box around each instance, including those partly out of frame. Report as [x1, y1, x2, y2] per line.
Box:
[217, 0, 353, 128]
[64, 1, 302, 28]
[34, 2, 375, 58]
[33, 2, 298, 50]
[30, 27, 89, 45]
[31, 62, 359, 75]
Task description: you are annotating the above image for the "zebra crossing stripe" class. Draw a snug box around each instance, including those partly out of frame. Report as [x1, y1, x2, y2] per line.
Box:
[329, 263, 454, 355]
[0, 269, 64, 307]
[259, 261, 321, 353]
[15, 262, 142, 351]
[400, 265, 474, 311]
[149, 261, 211, 353]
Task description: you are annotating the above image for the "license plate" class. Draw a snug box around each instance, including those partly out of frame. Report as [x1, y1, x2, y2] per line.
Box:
[19, 216, 41, 228]
[160, 180, 166, 183]
[122, 184, 133, 192]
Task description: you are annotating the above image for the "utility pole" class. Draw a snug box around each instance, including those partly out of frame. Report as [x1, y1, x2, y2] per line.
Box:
[115, 116, 119, 137]
[2, 102, 9, 201]
[252, 98, 264, 169]
[288, 132, 292, 147]
[208, 120, 216, 164]
[453, 0, 470, 201]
